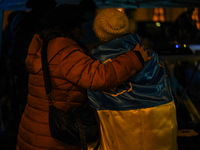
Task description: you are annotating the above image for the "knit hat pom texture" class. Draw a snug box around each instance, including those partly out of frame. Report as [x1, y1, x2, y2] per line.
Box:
[94, 8, 129, 42]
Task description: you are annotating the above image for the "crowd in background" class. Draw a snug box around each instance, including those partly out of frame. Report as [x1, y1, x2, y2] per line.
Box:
[0, 0, 200, 150]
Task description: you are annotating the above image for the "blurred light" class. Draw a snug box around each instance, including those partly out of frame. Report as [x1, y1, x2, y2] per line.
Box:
[156, 22, 161, 27]
[117, 8, 124, 13]
[192, 8, 200, 30]
[153, 8, 165, 22]
[175, 45, 179, 48]
[188, 44, 200, 53]
[183, 44, 187, 48]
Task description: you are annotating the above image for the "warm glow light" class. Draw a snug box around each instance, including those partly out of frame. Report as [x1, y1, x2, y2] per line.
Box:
[117, 8, 124, 13]
[192, 8, 200, 30]
[153, 8, 165, 22]
[156, 22, 161, 27]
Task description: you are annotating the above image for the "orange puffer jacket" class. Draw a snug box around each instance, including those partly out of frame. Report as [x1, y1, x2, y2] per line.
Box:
[16, 34, 143, 150]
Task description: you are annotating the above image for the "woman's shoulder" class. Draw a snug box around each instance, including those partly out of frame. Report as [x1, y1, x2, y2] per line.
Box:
[49, 37, 82, 51]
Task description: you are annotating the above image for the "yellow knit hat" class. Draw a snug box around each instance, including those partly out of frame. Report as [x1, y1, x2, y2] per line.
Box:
[93, 8, 130, 43]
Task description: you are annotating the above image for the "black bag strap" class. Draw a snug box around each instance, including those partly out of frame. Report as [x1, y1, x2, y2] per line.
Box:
[41, 39, 52, 101]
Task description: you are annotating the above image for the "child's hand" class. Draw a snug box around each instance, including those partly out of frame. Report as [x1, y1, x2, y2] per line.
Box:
[133, 43, 151, 62]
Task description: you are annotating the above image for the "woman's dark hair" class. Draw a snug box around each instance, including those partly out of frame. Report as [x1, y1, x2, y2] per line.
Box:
[39, 4, 86, 41]
[40, 25, 88, 55]
[40, 25, 85, 41]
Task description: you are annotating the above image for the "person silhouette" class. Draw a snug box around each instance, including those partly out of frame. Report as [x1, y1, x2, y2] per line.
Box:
[88, 8, 178, 150]
[8, 0, 57, 121]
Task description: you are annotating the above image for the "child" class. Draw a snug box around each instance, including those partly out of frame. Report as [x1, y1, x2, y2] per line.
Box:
[88, 8, 178, 150]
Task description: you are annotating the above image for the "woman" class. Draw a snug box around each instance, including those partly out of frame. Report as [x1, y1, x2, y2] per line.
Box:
[16, 4, 150, 150]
